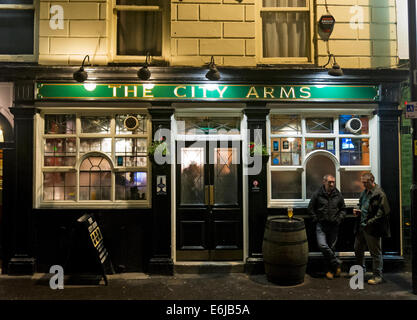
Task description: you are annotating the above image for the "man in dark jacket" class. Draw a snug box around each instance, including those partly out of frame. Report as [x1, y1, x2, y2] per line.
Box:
[308, 174, 346, 280]
[353, 172, 390, 285]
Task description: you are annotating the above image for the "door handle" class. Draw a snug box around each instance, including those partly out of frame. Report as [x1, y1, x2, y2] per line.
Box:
[205, 185, 209, 205]
[210, 185, 214, 205]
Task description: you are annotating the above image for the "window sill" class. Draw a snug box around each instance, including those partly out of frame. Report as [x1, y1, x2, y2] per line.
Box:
[36, 201, 151, 209]
[268, 198, 359, 208]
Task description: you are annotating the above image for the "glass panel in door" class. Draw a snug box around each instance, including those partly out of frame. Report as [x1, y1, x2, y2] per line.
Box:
[180, 147, 205, 205]
[214, 147, 238, 205]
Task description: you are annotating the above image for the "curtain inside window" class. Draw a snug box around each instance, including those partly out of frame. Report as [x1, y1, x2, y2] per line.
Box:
[262, 0, 308, 58]
[117, 0, 162, 56]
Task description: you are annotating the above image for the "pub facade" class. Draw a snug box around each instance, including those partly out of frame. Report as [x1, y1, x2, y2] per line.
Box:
[0, 0, 409, 275]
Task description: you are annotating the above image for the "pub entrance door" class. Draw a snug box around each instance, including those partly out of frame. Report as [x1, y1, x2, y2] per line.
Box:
[176, 140, 243, 261]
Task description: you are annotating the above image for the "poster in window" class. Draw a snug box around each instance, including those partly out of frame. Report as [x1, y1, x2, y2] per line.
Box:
[282, 140, 290, 151]
[281, 153, 291, 165]
[272, 154, 280, 165]
[273, 140, 279, 151]
[326, 140, 334, 151]
[292, 153, 300, 165]
[306, 140, 314, 150]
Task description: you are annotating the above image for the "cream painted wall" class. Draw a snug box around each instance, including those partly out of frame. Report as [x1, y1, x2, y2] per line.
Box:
[37, 0, 399, 68]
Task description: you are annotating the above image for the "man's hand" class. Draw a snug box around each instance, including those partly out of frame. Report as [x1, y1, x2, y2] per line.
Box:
[353, 209, 361, 217]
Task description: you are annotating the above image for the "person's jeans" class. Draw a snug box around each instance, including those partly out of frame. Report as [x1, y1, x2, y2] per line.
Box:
[316, 222, 342, 272]
[354, 227, 383, 277]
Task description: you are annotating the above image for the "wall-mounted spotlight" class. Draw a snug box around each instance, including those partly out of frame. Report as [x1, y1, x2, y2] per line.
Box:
[138, 52, 151, 80]
[205, 56, 221, 81]
[73, 55, 90, 83]
[323, 54, 343, 77]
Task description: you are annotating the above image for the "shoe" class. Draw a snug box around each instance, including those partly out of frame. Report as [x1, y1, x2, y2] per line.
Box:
[368, 276, 383, 285]
[334, 266, 342, 278]
[325, 271, 334, 280]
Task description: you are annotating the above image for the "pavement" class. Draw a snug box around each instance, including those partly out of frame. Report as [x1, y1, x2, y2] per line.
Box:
[0, 270, 416, 318]
[0, 270, 415, 301]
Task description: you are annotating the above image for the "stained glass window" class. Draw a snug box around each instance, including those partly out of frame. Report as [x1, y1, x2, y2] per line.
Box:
[43, 172, 76, 201]
[45, 115, 76, 134]
[180, 147, 205, 205]
[177, 117, 240, 135]
[115, 138, 147, 167]
[44, 138, 76, 166]
[81, 116, 111, 134]
[116, 114, 148, 134]
[269, 114, 374, 202]
[115, 172, 147, 200]
[79, 156, 112, 200]
[214, 148, 238, 205]
[306, 118, 333, 133]
[270, 115, 301, 135]
[40, 112, 150, 205]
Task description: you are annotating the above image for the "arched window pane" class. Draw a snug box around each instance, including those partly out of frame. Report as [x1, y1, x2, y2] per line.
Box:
[79, 155, 112, 200]
[306, 154, 336, 198]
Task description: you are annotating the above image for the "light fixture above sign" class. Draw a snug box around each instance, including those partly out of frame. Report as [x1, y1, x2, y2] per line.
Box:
[73, 55, 90, 83]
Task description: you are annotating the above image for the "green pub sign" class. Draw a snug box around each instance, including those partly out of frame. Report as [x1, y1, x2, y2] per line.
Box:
[36, 83, 379, 102]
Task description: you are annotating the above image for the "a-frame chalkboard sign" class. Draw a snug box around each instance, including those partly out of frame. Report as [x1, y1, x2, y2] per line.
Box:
[65, 213, 115, 285]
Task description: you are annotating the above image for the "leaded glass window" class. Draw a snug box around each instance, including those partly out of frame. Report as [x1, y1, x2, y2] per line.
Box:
[39, 112, 150, 207]
[269, 114, 373, 204]
[45, 115, 76, 134]
[79, 156, 112, 200]
[115, 172, 147, 200]
[177, 117, 240, 135]
[81, 116, 111, 134]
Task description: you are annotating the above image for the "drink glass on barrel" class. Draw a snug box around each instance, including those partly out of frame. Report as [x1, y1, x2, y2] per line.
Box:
[287, 207, 293, 221]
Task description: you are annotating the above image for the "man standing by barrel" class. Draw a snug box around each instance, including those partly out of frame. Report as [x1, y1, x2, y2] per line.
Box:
[352, 172, 390, 285]
[308, 174, 346, 280]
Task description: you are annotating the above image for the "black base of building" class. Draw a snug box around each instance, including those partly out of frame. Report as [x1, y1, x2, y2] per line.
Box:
[148, 258, 174, 275]
[7, 255, 36, 275]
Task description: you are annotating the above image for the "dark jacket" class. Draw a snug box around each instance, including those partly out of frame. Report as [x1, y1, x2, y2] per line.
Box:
[354, 184, 391, 238]
[308, 185, 346, 225]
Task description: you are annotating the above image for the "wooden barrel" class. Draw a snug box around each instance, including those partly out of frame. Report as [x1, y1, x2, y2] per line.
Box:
[262, 216, 309, 285]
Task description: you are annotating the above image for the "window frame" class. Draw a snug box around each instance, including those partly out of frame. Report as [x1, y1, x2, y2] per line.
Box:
[111, 0, 170, 63]
[255, 0, 314, 65]
[267, 108, 379, 208]
[0, 1, 38, 62]
[34, 109, 152, 209]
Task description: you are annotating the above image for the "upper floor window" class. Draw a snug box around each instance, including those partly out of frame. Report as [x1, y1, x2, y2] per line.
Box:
[257, 0, 313, 64]
[0, 0, 36, 60]
[113, 0, 168, 61]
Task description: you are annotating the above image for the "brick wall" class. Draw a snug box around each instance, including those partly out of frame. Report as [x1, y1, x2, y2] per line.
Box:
[171, 0, 255, 66]
[39, 0, 109, 65]
[317, 0, 398, 68]
[37, 0, 398, 68]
